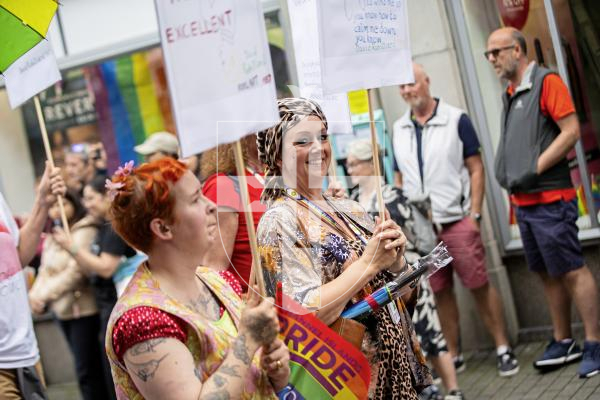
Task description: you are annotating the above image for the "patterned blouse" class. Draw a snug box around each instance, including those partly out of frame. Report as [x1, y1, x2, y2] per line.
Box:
[257, 193, 373, 310]
[257, 191, 430, 399]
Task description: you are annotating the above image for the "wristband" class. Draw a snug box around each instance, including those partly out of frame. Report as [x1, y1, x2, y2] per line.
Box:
[69, 244, 79, 257]
[276, 384, 295, 399]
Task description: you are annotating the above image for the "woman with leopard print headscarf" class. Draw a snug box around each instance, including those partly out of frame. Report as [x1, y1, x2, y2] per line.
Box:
[256, 97, 431, 399]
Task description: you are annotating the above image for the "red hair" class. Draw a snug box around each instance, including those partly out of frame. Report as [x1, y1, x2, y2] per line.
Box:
[109, 158, 187, 253]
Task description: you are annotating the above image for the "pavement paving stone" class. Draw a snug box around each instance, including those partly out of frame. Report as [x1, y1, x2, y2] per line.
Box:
[569, 387, 594, 400]
[47, 383, 81, 400]
[456, 341, 600, 399]
[548, 376, 577, 392]
[557, 378, 587, 397]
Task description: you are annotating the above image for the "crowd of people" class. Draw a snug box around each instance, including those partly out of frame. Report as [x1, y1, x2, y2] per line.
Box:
[1, 27, 599, 400]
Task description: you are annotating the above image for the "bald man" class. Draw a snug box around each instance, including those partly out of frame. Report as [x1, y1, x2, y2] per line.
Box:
[392, 63, 519, 378]
[487, 28, 600, 378]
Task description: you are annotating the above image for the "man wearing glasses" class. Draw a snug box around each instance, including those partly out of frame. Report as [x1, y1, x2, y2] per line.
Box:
[487, 27, 600, 378]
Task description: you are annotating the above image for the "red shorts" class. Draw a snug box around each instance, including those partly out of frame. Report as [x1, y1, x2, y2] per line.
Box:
[429, 216, 489, 293]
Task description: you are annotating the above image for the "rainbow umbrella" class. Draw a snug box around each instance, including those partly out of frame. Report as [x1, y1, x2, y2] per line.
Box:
[0, 0, 59, 73]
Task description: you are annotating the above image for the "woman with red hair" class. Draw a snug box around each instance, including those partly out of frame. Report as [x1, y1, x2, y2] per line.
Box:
[102, 158, 289, 399]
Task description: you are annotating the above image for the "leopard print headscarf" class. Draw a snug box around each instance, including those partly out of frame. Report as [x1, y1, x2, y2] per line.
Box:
[256, 97, 328, 203]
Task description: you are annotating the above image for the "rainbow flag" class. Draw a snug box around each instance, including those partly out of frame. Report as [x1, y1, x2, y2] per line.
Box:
[277, 289, 371, 399]
[85, 50, 174, 173]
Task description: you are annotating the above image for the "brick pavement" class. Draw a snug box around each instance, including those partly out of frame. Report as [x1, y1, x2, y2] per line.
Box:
[456, 341, 600, 399]
[47, 341, 600, 400]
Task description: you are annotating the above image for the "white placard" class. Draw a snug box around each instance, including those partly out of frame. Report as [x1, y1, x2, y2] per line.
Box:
[4, 40, 61, 109]
[154, 0, 278, 156]
[317, 0, 413, 95]
[287, 0, 352, 134]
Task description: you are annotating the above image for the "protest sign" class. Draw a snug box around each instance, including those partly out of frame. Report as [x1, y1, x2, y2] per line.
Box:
[154, 0, 278, 156]
[287, 0, 353, 134]
[4, 40, 61, 109]
[317, 0, 413, 94]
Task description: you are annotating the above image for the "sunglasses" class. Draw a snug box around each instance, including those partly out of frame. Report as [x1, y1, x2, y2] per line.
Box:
[484, 45, 516, 60]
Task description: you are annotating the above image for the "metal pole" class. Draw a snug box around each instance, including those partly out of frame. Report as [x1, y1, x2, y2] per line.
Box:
[544, 0, 599, 228]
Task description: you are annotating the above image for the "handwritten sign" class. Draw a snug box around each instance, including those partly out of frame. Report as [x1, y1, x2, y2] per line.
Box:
[317, 0, 413, 94]
[4, 40, 61, 109]
[287, 0, 353, 134]
[155, 0, 278, 156]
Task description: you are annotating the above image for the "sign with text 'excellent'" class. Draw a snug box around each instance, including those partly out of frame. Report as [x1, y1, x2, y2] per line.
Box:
[154, 0, 278, 156]
[317, 0, 414, 94]
[287, 0, 352, 135]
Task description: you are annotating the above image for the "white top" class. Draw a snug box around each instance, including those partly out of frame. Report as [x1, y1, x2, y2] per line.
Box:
[392, 99, 471, 224]
[0, 192, 40, 368]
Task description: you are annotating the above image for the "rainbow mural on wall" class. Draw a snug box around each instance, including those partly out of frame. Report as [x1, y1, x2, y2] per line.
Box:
[85, 49, 175, 173]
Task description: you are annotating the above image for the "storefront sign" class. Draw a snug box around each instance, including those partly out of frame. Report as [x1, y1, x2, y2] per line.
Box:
[287, 0, 353, 134]
[496, 0, 530, 30]
[42, 89, 96, 132]
[155, 0, 278, 157]
[316, 0, 413, 94]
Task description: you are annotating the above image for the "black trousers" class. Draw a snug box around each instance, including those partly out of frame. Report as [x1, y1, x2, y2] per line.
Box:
[59, 315, 111, 400]
[98, 305, 117, 400]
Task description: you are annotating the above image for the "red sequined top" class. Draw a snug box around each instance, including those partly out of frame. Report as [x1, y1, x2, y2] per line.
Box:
[112, 270, 243, 362]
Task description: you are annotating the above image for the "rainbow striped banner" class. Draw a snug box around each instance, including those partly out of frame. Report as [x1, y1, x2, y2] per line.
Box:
[277, 291, 371, 400]
[86, 50, 173, 173]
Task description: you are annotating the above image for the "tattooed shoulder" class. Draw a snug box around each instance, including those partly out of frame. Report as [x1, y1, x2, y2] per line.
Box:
[212, 373, 227, 388]
[126, 353, 168, 382]
[129, 338, 166, 356]
[201, 390, 230, 400]
[218, 365, 241, 377]
[232, 334, 251, 365]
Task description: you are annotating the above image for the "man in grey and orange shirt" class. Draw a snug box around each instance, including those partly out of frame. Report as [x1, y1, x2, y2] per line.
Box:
[488, 27, 600, 378]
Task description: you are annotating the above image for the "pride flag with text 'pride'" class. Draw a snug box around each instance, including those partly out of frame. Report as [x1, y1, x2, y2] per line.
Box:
[277, 287, 370, 400]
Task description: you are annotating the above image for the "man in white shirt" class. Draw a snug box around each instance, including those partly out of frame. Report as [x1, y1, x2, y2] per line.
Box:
[393, 63, 518, 377]
[0, 162, 65, 399]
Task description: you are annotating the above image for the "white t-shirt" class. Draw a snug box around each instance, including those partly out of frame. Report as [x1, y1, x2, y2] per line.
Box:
[0, 192, 39, 368]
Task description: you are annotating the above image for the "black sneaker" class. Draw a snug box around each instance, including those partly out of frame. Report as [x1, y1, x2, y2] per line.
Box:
[445, 390, 465, 400]
[418, 384, 444, 400]
[497, 349, 519, 377]
[533, 339, 582, 370]
[453, 354, 466, 373]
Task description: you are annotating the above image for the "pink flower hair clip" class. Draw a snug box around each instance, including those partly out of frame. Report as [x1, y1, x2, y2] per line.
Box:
[105, 179, 125, 201]
[115, 160, 135, 178]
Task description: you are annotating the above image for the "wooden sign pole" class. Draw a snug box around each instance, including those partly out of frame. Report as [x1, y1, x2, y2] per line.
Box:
[34, 95, 71, 237]
[366, 89, 385, 221]
[233, 140, 266, 296]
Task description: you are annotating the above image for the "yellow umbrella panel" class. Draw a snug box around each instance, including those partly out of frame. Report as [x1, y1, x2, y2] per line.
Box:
[0, 0, 58, 72]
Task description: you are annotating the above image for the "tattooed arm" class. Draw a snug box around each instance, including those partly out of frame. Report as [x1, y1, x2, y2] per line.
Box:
[123, 289, 280, 400]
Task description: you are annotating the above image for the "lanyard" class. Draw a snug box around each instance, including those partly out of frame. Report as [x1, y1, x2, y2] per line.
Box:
[283, 188, 368, 245]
